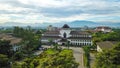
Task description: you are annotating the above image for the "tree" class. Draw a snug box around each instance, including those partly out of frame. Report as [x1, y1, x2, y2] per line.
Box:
[37, 49, 79, 68]
[12, 49, 79, 68]
[13, 26, 41, 55]
[94, 42, 120, 68]
[83, 46, 90, 67]
[48, 39, 53, 46]
[0, 54, 9, 67]
[113, 43, 120, 51]
[36, 30, 42, 35]
[0, 40, 13, 57]
[92, 30, 120, 42]
[53, 43, 59, 50]
[13, 26, 24, 37]
[13, 52, 24, 60]
[66, 41, 70, 49]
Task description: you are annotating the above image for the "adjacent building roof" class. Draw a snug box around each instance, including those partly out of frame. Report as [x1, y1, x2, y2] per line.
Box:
[41, 36, 61, 39]
[96, 41, 118, 50]
[44, 31, 60, 35]
[0, 33, 22, 45]
[70, 31, 90, 35]
[96, 26, 111, 30]
[10, 38, 22, 45]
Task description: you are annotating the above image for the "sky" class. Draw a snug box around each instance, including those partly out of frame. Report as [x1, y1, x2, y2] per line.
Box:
[0, 0, 120, 24]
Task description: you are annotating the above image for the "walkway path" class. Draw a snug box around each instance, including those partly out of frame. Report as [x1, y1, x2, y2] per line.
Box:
[70, 47, 84, 68]
[90, 53, 95, 68]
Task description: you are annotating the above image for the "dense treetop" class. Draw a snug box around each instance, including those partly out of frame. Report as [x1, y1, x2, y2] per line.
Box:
[94, 43, 120, 68]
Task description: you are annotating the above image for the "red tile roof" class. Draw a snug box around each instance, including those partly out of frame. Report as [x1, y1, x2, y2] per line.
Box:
[96, 26, 111, 29]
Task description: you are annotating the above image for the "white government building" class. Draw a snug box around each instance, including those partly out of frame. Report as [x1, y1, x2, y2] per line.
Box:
[41, 24, 92, 46]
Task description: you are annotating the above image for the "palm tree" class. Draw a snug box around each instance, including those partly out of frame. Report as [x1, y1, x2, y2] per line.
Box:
[48, 39, 53, 46]
[53, 43, 59, 50]
[66, 41, 70, 49]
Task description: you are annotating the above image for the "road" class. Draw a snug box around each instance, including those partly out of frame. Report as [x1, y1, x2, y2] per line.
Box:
[69, 47, 84, 68]
[90, 53, 95, 68]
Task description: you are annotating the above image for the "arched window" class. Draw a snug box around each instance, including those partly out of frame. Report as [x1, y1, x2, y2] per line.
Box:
[63, 32, 67, 38]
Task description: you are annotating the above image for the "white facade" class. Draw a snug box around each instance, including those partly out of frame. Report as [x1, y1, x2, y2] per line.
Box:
[101, 29, 111, 33]
[59, 29, 71, 38]
[41, 24, 92, 46]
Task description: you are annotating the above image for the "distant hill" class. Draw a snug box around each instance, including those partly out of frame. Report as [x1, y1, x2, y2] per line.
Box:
[68, 20, 98, 27]
[67, 20, 120, 27]
[0, 20, 120, 28]
[35, 20, 120, 28]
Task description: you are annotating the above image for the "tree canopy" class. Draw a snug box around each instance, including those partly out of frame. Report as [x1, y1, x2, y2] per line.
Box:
[0, 40, 13, 57]
[94, 43, 120, 68]
[93, 30, 120, 42]
[13, 27, 41, 54]
[12, 48, 79, 68]
[0, 54, 9, 67]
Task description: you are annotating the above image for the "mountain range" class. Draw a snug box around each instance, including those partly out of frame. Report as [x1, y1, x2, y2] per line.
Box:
[0, 20, 120, 28]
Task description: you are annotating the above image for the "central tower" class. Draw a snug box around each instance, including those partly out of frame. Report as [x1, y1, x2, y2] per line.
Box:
[59, 24, 71, 38]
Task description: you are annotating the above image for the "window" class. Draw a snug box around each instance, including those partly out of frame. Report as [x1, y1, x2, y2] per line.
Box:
[63, 32, 67, 38]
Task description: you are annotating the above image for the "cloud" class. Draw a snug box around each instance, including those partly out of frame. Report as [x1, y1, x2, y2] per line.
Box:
[0, 0, 120, 23]
[40, 7, 83, 17]
[0, 0, 35, 8]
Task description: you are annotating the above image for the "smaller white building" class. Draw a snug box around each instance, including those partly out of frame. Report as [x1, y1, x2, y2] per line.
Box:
[95, 26, 112, 33]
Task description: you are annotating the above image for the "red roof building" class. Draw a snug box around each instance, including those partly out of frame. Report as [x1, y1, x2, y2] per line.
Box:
[95, 26, 112, 33]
